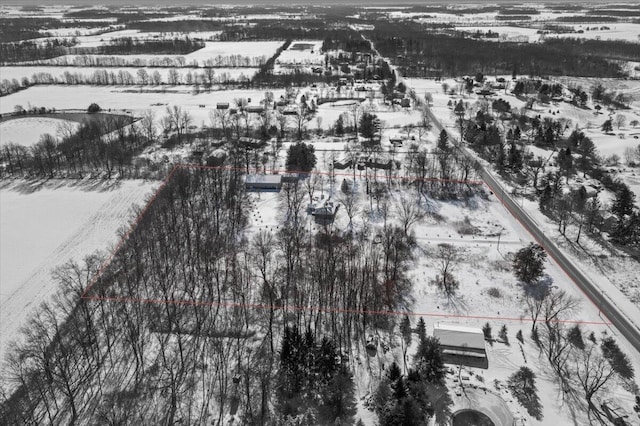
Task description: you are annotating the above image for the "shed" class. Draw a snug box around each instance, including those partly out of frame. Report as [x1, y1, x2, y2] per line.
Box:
[246, 106, 265, 114]
[433, 323, 488, 369]
[245, 174, 282, 192]
[217, 102, 230, 110]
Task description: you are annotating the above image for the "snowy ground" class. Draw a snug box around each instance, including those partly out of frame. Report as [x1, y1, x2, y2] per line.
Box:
[0, 117, 79, 147]
[0, 180, 157, 362]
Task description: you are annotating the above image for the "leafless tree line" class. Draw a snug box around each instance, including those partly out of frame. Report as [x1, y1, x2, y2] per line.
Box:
[0, 115, 159, 180]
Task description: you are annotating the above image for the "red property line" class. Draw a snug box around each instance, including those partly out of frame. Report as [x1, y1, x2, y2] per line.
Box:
[179, 163, 485, 186]
[79, 164, 611, 326]
[80, 164, 180, 299]
[81, 295, 610, 326]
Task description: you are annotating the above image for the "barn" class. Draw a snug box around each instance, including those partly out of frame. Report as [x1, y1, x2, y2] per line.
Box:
[433, 323, 488, 369]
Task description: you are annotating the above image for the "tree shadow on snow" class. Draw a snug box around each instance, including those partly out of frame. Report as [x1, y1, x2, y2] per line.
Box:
[2, 178, 123, 195]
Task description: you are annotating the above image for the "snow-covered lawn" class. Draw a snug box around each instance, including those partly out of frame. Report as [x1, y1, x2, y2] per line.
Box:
[0, 180, 157, 361]
[0, 117, 79, 147]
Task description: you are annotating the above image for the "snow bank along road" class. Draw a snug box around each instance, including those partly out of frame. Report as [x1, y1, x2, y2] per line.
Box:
[424, 107, 640, 355]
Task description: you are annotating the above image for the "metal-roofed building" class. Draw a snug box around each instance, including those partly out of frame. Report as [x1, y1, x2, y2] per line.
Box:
[433, 323, 488, 369]
[245, 174, 282, 192]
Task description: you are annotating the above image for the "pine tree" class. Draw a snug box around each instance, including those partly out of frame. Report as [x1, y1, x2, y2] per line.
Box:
[499, 324, 509, 345]
[400, 316, 412, 371]
[483, 322, 493, 341]
[513, 243, 547, 284]
[611, 185, 636, 219]
[414, 336, 445, 384]
[286, 142, 317, 172]
[567, 324, 585, 350]
[415, 317, 426, 342]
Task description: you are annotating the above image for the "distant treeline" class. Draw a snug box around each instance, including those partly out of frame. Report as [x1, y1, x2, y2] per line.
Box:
[368, 23, 627, 78]
[0, 17, 100, 42]
[127, 19, 227, 34]
[93, 37, 205, 55]
[63, 9, 167, 23]
[555, 16, 619, 23]
[0, 38, 76, 63]
[1, 68, 253, 97]
[542, 38, 640, 62]
[2, 37, 206, 65]
[17, 53, 266, 68]
[586, 9, 640, 17]
[0, 115, 149, 180]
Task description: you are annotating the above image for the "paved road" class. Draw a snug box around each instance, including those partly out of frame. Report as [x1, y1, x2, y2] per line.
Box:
[424, 107, 640, 354]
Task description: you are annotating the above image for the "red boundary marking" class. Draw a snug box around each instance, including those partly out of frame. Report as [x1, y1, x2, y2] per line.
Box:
[79, 164, 611, 326]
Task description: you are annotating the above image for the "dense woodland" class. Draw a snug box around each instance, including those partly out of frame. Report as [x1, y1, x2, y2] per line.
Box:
[367, 23, 630, 78]
[0, 165, 432, 425]
[0, 38, 77, 64]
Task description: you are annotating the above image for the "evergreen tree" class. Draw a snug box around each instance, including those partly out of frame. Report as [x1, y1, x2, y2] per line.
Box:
[415, 317, 427, 342]
[414, 336, 445, 384]
[601, 119, 613, 133]
[539, 184, 553, 212]
[567, 324, 585, 350]
[400, 316, 412, 371]
[499, 324, 509, 345]
[286, 142, 317, 172]
[611, 185, 636, 219]
[513, 243, 547, 284]
[483, 322, 492, 340]
[359, 112, 381, 143]
[335, 115, 345, 136]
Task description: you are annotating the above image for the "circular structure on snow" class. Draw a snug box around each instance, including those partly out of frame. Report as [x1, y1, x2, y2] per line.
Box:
[453, 409, 495, 426]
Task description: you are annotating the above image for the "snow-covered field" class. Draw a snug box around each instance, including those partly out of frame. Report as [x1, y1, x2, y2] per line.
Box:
[26, 40, 283, 67]
[0, 180, 157, 361]
[185, 40, 283, 64]
[0, 117, 79, 147]
[276, 40, 324, 66]
[0, 85, 286, 125]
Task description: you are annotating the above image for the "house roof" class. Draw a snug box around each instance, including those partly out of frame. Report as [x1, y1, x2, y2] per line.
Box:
[434, 323, 486, 351]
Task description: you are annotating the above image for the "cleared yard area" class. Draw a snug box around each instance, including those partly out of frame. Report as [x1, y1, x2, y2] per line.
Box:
[0, 180, 157, 361]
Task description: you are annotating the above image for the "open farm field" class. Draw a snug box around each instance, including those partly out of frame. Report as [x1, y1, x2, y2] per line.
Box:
[0, 180, 157, 361]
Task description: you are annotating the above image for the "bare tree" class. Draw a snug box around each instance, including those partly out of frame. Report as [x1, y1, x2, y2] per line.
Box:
[542, 289, 580, 327]
[339, 189, 361, 228]
[433, 244, 461, 297]
[573, 343, 617, 423]
[141, 110, 156, 143]
[395, 194, 425, 236]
